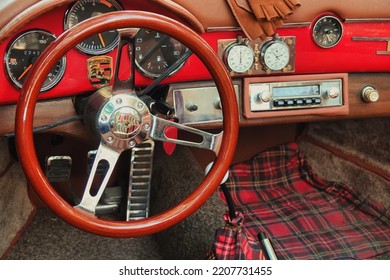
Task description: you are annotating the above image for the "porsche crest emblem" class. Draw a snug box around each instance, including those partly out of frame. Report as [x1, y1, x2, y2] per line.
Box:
[111, 108, 142, 139]
[87, 56, 113, 89]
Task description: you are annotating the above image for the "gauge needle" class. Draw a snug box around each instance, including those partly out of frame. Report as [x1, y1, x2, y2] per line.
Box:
[98, 33, 106, 48]
[18, 64, 33, 81]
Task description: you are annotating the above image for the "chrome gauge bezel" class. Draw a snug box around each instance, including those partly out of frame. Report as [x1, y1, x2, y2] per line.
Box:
[134, 29, 188, 79]
[312, 15, 343, 48]
[223, 41, 254, 74]
[4, 29, 66, 92]
[64, 0, 123, 55]
[260, 39, 290, 71]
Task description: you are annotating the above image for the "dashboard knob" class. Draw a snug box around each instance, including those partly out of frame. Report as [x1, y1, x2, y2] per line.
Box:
[185, 103, 198, 112]
[258, 91, 272, 103]
[328, 87, 340, 99]
[361, 86, 379, 103]
[213, 98, 222, 110]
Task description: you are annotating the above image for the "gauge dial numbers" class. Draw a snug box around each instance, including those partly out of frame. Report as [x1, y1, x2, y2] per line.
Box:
[135, 29, 188, 78]
[223, 43, 254, 74]
[4, 30, 66, 92]
[312, 15, 343, 48]
[64, 0, 122, 55]
[261, 40, 291, 72]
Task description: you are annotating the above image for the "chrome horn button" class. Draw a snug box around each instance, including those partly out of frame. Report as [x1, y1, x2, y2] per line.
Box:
[110, 107, 142, 139]
[97, 94, 151, 150]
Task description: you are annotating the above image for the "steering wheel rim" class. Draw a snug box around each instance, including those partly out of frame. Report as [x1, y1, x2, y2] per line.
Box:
[15, 11, 239, 237]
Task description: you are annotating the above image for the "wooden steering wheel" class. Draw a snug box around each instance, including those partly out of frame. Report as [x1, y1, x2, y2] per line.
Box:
[15, 11, 239, 237]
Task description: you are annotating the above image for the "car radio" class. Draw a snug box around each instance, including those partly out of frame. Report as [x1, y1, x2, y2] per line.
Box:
[243, 74, 348, 118]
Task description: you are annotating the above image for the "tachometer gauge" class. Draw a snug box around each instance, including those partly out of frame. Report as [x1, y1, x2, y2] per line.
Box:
[64, 0, 122, 55]
[261, 40, 290, 71]
[223, 41, 254, 74]
[312, 15, 343, 48]
[135, 29, 188, 78]
[4, 30, 66, 92]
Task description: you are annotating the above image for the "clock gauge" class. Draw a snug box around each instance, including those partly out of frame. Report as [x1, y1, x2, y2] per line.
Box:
[223, 42, 254, 74]
[261, 40, 290, 71]
[312, 15, 343, 48]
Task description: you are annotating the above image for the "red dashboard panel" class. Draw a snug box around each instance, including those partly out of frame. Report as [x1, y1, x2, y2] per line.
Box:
[1, 4, 390, 105]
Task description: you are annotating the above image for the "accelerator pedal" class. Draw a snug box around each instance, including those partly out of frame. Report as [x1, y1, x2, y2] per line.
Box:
[126, 140, 155, 221]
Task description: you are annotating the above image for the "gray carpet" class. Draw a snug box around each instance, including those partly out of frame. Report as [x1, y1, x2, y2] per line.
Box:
[6, 144, 226, 260]
[300, 118, 390, 210]
[5, 118, 390, 260]
[6, 208, 162, 260]
[0, 138, 35, 258]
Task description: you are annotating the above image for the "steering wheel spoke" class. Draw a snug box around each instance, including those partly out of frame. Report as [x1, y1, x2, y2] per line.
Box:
[75, 142, 121, 215]
[112, 28, 139, 96]
[150, 115, 222, 154]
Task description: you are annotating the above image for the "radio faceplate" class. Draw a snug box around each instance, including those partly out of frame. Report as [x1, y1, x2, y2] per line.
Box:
[243, 74, 349, 118]
[250, 79, 343, 111]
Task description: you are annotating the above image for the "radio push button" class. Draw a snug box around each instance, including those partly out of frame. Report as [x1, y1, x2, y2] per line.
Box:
[314, 98, 322, 104]
[304, 98, 313, 105]
[273, 100, 286, 107]
[286, 100, 295, 106]
[295, 99, 304, 106]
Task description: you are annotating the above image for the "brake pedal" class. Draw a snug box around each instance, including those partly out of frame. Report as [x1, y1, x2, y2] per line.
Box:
[126, 140, 154, 220]
[45, 156, 72, 182]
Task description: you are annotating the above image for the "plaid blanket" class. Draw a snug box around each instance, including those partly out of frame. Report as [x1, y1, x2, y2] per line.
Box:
[212, 142, 390, 260]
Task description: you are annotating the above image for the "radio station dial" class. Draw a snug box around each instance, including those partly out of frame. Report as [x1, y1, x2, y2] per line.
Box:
[328, 87, 340, 99]
[258, 91, 272, 103]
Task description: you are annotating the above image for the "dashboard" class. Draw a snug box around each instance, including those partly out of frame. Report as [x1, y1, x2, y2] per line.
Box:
[1, 0, 390, 128]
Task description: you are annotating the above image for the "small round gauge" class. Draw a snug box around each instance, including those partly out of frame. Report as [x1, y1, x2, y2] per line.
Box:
[312, 15, 343, 48]
[4, 30, 66, 92]
[64, 0, 122, 55]
[224, 43, 254, 73]
[135, 29, 188, 78]
[261, 40, 290, 71]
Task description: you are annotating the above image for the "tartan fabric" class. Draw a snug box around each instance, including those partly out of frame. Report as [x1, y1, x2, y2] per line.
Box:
[217, 142, 390, 260]
[210, 212, 266, 260]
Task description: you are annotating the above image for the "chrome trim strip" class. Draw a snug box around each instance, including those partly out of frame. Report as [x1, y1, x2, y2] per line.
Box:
[206, 26, 242, 32]
[345, 18, 390, 23]
[206, 22, 310, 32]
[280, 22, 311, 28]
[376, 51, 390, 55]
[352, 37, 390, 41]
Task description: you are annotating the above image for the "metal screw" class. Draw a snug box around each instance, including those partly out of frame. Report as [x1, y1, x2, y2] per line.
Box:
[137, 102, 144, 109]
[107, 136, 114, 143]
[144, 124, 150, 131]
[101, 115, 108, 122]
[116, 98, 122, 105]
[129, 140, 136, 148]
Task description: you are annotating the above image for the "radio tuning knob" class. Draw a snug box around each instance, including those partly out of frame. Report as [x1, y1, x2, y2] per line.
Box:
[328, 87, 340, 99]
[361, 86, 379, 103]
[258, 91, 272, 103]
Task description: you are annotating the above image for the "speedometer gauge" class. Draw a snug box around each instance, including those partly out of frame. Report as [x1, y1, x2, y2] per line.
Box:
[4, 30, 66, 92]
[135, 29, 188, 78]
[64, 0, 122, 55]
